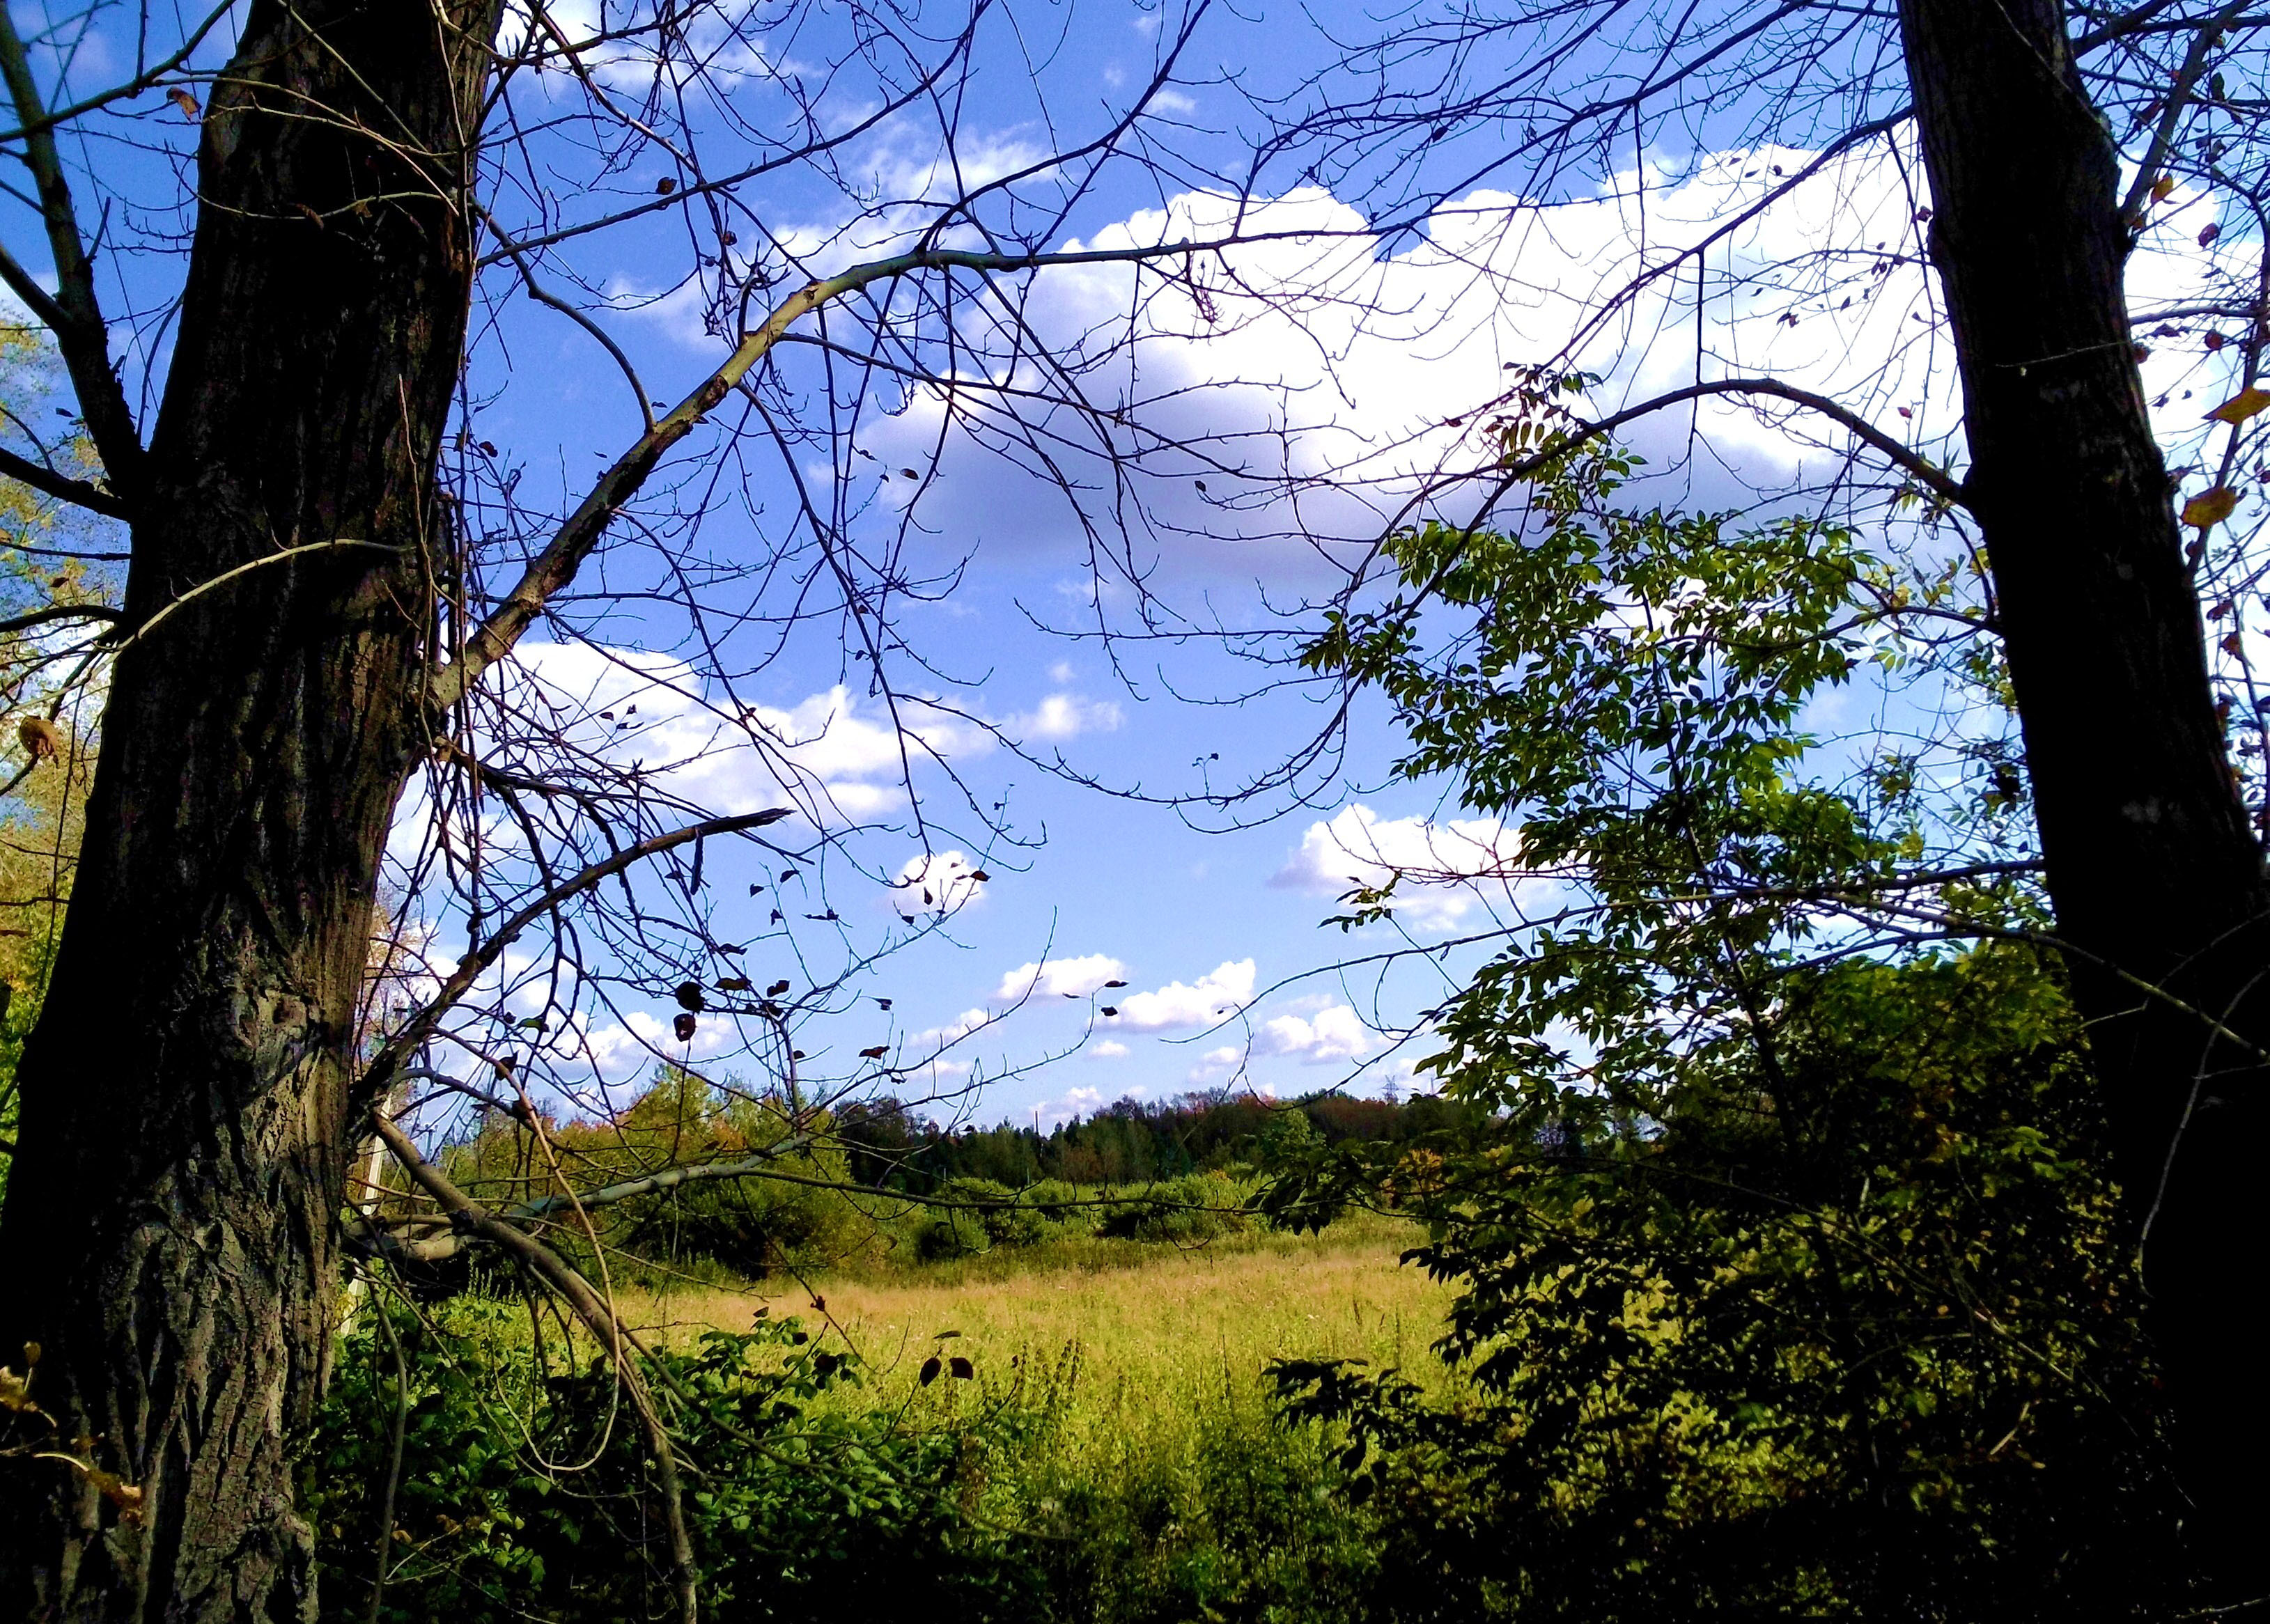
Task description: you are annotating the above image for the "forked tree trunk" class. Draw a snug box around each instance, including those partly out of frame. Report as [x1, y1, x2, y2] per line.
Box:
[0, 0, 497, 1615]
[1899, 0, 2270, 1590]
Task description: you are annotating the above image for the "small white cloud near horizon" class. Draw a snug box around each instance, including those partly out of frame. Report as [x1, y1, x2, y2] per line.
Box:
[1110, 959, 1254, 1031]
[1273, 804, 1527, 930]
[1088, 1039, 1130, 1059]
[1185, 1043, 1247, 1084]
[908, 1006, 993, 1052]
[1035, 1084, 1106, 1125]
[993, 953, 1128, 1004]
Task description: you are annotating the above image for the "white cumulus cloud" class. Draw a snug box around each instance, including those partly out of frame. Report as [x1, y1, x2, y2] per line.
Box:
[1008, 692, 1123, 742]
[993, 953, 1128, 1003]
[500, 642, 986, 825]
[858, 147, 2009, 594]
[1036, 1084, 1107, 1125]
[908, 1006, 993, 1051]
[1273, 804, 1530, 930]
[1259, 1004, 1372, 1063]
[1184, 1044, 1247, 1084]
[1110, 960, 1254, 1031]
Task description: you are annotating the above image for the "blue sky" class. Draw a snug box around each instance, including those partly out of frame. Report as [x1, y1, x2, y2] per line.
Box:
[7, 0, 2257, 1135]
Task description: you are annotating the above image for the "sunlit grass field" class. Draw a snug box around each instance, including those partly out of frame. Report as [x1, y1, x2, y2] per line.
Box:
[325, 1212, 1469, 1622]
[625, 1212, 1459, 1497]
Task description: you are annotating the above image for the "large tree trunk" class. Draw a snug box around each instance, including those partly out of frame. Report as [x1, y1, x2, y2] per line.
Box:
[0, 0, 496, 1615]
[1898, 0, 2270, 1592]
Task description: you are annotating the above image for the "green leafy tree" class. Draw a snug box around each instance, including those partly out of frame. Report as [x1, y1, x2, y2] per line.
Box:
[1273, 410, 2190, 1615]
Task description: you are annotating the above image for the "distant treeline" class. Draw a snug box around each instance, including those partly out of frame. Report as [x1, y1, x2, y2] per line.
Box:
[417, 1075, 1469, 1286]
[836, 1086, 1476, 1192]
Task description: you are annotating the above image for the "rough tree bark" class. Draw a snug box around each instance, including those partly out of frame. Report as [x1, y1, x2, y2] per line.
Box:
[0, 0, 501, 1615]
[1899, 0, 2269, 1590]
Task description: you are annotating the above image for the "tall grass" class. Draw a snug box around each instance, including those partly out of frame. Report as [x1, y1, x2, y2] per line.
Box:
[317, 1214, 1458, 1623]
[632, 1213, 1461, 1621]
[632, 1210, 1454, 1422]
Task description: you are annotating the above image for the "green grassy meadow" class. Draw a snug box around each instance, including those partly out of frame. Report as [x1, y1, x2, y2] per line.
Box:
[628, 1214, 1463, 1619]
[316, 1211, 1465, 1624]
[639, 1211, 1455, 1421]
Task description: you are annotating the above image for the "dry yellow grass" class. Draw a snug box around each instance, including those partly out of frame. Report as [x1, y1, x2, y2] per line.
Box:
[624, 1217, 1460, 1468]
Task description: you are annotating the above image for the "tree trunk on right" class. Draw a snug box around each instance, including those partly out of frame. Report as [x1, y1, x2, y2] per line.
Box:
[1899, 0, 2269, 1591]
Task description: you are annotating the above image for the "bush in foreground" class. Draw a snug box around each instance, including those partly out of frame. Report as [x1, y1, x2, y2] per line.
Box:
[311, 1286, 1387, 1624]
[311, 1301, 1038, 1624]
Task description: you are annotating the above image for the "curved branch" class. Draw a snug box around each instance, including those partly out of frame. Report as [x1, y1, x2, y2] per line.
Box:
[103, 540, 405, 651]
[346, 1133, 823, 1262]
[488, 223, 653, 435]
[0, 601, 119, 637]
[1534, 377, 1970, 508]
[366, 1112, 699, 1624]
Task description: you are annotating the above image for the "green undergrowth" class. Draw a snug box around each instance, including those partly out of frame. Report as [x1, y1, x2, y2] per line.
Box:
[311, 1261, 1405, 1624]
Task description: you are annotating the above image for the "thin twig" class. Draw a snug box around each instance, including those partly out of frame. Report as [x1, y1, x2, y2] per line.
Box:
[363, 1295, 412, 1624]
[369, 1112, 700, 1624]
[104, 540, 407, 652]
[359, 808, 791, 1096]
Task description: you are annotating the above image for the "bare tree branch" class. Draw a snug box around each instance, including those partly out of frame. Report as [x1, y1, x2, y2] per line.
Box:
[0, 0, 235, 143]
[0, 446, 127, 519]
[426, 234, 1332, 711]
[346, 1133, 823, 1263]
[2117, 0, 2251, 224]
[1539, 378, 1970, 508]
[0, 1, 146, 505]
[0, 601, 118, 637]
[360, 808, 794, 1095]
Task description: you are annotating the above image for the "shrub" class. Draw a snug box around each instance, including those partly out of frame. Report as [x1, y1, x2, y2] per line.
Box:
[915, 1208, 990, 1261]
[1022, 1178, 1092, 1226]
[1275, 947, 2189, 1620]
[938, 1176, 1054, 1249]
[1096, 1173, 1251, 1244]
[311, 1297, 1040, 1624]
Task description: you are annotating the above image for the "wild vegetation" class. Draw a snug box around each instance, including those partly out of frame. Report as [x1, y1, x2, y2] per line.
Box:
[313, 919, 2182, 1621]
[313, 1217, 1445, 1624]
[4, 0, 2270, 1617]
[405, 1075, 1469, 1283]
[291, 398, 2195, 1619]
